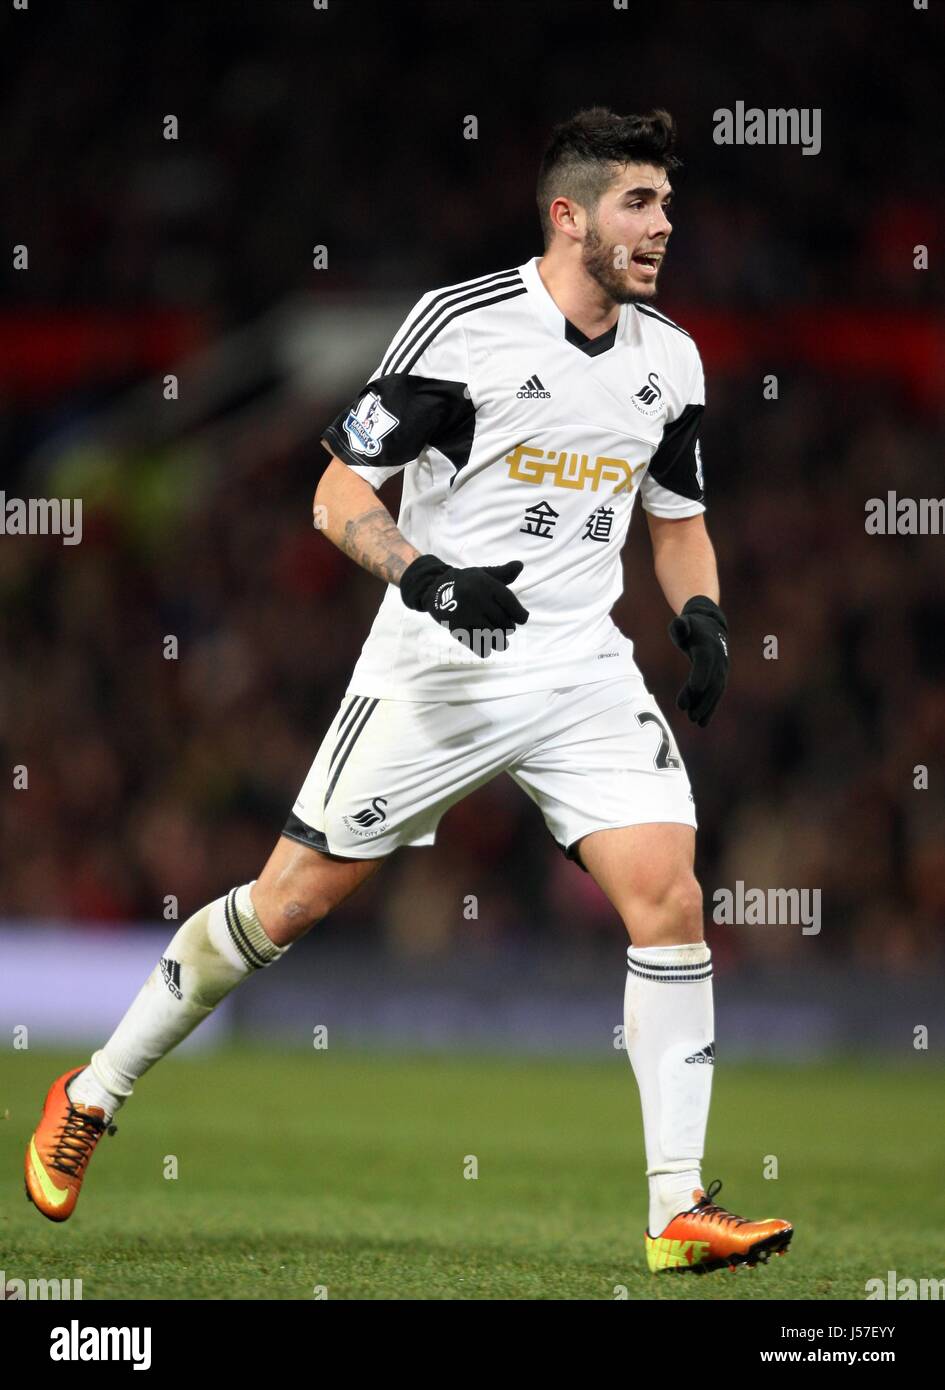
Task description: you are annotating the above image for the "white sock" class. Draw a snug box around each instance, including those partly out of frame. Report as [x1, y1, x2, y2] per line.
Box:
[69, 884, 287, 1121]
[65, 1066, 119, 1117]
[623, 942, 715, 1237]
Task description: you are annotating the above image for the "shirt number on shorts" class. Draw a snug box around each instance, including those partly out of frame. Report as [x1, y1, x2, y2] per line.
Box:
[636, 711, 681, 770]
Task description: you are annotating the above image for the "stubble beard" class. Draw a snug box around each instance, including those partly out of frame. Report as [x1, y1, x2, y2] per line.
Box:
[581, 220, 659, 305]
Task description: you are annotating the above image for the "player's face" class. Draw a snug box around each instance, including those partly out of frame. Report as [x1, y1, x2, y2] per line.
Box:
[582, 163, 673, 303]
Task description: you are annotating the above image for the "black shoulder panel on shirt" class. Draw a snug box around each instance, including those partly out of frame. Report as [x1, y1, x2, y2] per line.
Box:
[322, 374, 474, 473]
[648, 402, 705, 502]
[633, 303, 693, 339]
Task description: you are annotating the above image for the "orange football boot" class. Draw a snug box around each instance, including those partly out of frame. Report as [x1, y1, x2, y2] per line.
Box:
[24, 1067, 117, 1222]
[645, 1179, 793, 1274]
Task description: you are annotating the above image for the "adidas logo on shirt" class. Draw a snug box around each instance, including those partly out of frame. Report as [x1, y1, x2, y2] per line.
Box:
[517, 374, 550, 399]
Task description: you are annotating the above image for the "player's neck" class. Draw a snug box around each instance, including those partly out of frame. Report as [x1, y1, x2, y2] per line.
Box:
[536, 252, 619, 340]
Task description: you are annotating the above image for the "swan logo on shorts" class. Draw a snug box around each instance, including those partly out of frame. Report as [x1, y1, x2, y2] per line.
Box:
[343, 391, 399, 457]
[343, 796, 389, 838]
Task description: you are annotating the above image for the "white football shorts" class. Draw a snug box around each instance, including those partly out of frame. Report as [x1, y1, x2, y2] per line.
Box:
[284, 674, 697, 871]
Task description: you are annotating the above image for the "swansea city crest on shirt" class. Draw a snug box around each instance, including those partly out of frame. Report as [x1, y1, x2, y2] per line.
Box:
[343, 391, 400, 457]
[630, 371, 664, 419]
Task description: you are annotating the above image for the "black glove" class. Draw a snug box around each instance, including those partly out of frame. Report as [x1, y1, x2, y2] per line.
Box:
[668, 595, 729, 727]
[400, 554, 529, 657]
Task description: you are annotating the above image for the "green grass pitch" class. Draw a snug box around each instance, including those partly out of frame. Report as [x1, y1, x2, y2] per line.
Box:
[3, 1048, 942, 1300]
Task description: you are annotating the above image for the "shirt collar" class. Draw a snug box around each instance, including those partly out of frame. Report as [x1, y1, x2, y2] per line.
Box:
[518, 255, 627, 348]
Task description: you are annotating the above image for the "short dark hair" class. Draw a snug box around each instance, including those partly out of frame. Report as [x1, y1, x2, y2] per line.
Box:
[536, 107, 680, 247]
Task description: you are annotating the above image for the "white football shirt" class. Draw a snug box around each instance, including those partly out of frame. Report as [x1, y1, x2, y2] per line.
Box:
[321, 256, 707, 700]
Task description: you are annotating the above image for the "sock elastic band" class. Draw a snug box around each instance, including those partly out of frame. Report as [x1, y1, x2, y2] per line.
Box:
[223, 883, 284, 969]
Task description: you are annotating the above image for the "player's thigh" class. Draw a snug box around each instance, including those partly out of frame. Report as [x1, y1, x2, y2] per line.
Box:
[507, 677, 701, 943]
[510, 678, 697, 845]
[291, 691, 531, 860]
[252, 833, 385, 946]
[577, 822, 703, 946]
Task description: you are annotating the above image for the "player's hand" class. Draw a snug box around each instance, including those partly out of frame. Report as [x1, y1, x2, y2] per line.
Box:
[399, 553, 529, 657]
[668, 595, 729, 727]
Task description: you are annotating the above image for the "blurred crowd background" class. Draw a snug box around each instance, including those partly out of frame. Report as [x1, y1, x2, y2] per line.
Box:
[2, 0, 944, 973]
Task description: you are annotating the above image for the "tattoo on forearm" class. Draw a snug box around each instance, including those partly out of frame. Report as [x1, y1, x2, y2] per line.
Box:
[339, 506, 415, 584]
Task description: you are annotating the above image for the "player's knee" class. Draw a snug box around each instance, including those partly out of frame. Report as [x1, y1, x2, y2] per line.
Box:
[629, 872, 703, 944]
[661, 872, 704, 940]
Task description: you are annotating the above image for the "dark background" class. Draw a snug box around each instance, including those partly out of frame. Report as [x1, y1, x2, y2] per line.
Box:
[2, 0, 944, 974]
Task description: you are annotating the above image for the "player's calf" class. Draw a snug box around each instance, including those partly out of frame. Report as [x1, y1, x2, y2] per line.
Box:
[26, 840, 384, 1221]
[252, 834, 384, 946]
[62, 882, 288, 1124]
[26, 882, 280, 1221]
